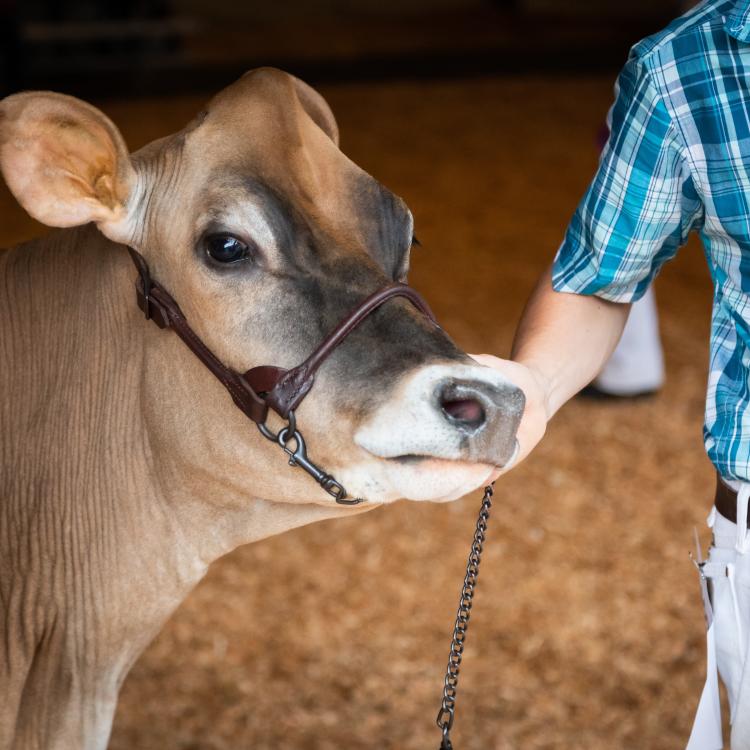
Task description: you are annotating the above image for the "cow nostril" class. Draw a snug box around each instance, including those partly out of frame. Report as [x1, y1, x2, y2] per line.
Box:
[440, 397, 486, 429]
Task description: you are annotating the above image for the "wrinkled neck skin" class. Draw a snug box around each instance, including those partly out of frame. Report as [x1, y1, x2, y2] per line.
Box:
[0, 226, 366, 750]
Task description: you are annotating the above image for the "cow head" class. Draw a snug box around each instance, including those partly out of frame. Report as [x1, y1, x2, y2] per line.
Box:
[0, 69, 523, 508]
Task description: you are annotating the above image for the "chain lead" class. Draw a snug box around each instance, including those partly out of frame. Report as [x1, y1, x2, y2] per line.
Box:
[435, 483, 494, 750]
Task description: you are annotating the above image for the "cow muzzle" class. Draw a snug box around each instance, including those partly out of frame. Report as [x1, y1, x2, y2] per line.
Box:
[127, 244, 522, 505]
[354, 362, 524, 472]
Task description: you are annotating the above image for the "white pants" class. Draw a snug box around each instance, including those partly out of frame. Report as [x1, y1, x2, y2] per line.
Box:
[594, 287, 664, 396]
[707, 507, 750, 748]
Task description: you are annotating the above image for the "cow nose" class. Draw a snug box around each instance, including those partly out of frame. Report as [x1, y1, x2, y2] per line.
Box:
[436, 377, 524, 454]
[438, 384, 487, 431]
[433, 376, 524, 464]
[354, 363, 526, 469]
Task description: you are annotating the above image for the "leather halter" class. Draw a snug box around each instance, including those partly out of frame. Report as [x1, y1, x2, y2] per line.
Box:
[126, 247, 438, 504]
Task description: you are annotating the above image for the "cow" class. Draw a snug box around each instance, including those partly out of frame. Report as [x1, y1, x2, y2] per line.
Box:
[0, 68, 523, 749]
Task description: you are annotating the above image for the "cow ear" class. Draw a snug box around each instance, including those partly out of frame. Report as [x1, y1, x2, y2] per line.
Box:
[292, 77, 339, 146]
[0, 92, 135, 232]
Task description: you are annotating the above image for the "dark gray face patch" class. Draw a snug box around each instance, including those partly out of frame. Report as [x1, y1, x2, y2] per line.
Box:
[196, 170, 465, 423]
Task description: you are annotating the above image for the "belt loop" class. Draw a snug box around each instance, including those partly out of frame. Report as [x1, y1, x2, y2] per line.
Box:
[735, 484, 750, 553]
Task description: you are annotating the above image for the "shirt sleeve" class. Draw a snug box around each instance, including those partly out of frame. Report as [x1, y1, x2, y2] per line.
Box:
[552, 54, 703, 303]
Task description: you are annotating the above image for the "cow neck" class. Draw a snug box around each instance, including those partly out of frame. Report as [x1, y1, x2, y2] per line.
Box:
[125, 246, 438, 504]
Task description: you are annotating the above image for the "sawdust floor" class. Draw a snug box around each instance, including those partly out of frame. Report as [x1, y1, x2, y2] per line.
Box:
[0, 75, 720, 749]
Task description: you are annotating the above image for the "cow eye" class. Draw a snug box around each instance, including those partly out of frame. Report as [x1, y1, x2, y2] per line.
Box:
[204, 234, 251, 264]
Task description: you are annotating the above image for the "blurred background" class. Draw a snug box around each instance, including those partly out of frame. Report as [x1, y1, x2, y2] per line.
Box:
[0, 1, 720, 748]
[0, 0, 683, 97]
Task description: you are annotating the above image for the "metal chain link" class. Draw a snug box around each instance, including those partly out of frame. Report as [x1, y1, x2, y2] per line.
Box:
[435, 483, 494, 750]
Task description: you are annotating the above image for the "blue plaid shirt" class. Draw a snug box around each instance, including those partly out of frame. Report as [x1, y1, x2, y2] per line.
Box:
[553, 0, 750, 482]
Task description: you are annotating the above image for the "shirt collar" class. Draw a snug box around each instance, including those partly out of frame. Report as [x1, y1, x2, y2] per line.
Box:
[725, 0, 750, 42]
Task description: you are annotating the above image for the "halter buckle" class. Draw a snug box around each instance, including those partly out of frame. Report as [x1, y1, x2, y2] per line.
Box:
[257, 414, 363, 505]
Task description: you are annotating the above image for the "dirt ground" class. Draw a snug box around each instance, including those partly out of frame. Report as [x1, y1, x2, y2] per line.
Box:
[0, 75, 721, 749]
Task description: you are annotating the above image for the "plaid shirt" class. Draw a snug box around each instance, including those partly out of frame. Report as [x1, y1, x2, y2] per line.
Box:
[553, 0, 750, 482]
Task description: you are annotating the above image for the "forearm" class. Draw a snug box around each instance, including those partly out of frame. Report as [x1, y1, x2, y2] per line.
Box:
[511, 264, 631, 419]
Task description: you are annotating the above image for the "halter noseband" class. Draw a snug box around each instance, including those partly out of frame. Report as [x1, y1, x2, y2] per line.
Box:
[126, 247, 438, 504]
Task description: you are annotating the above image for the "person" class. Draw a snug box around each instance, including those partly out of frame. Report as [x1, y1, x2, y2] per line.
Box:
[476, 1, 750, 747]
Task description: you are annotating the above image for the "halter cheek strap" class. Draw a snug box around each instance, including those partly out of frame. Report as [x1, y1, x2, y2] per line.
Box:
[126, 247, 437, 504]
[243, 284, 436, 418]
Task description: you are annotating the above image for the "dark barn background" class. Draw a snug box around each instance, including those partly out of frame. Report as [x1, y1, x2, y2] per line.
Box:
[0, 1, 722, 748]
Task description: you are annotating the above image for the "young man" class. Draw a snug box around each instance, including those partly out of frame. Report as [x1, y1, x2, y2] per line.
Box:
[478, 1, 750, 746]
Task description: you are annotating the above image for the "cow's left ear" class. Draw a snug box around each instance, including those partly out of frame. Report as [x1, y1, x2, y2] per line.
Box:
[292, 77, 339, 146]
[0, 92, 135, 233]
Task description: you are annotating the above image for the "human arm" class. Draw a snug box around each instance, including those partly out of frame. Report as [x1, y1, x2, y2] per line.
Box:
[474, 266, 630, 467]
[477, 53, 703, 472]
